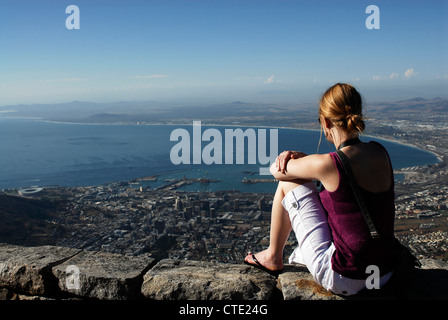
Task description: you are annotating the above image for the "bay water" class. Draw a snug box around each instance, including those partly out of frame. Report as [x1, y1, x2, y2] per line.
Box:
[0, 118, 439, 194]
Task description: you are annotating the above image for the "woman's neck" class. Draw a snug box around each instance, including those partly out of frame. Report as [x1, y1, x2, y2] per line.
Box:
[331, 129, 358, 150]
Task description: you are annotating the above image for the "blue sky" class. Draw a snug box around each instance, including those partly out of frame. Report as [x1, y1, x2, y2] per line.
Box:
[0, 0, 447, 105]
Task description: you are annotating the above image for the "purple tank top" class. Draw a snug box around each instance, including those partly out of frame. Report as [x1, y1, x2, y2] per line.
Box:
[319, 143, 395, 279]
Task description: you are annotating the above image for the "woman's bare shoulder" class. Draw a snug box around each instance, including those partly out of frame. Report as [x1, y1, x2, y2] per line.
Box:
[304, 153, 337, 178]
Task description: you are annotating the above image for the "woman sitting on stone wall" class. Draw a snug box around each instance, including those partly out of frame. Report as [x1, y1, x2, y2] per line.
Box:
[244, 83, 394, 296]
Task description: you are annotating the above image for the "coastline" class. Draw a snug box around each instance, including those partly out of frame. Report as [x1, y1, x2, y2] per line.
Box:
[361, 132, 444, 163]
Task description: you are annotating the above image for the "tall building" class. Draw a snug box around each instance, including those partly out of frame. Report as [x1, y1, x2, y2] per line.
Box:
[174, 197, 183, 211]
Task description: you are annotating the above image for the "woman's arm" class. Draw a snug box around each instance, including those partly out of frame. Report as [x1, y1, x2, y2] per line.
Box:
[270, 152, 333, 182]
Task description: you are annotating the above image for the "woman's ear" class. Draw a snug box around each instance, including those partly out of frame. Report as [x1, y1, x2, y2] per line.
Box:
[323, 118, 333, 130]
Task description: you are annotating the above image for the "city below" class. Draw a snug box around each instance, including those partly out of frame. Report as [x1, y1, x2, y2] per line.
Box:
[1, 175, 447, 265]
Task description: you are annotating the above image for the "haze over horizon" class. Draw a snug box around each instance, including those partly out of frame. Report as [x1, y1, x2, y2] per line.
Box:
[1, 0, 447, 106]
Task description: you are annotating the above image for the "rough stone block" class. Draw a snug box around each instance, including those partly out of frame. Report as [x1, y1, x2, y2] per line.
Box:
[278, 264, 343, 300]
[0, 243, 81, 296]
[141, 259, 277, 300]
[52, 250, 155, 300]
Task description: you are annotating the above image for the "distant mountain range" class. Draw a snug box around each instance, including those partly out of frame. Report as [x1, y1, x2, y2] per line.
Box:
[367, 97, 448, 113]
[0, 97, 447, 124]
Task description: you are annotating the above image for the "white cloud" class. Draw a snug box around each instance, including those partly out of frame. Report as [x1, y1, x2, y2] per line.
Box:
[373, 71, 415, 81]
[404, 68, 417, 79]
[132, 74, 168, 79]
[265, 74, 275, 84]
[389, 73, 399, 79]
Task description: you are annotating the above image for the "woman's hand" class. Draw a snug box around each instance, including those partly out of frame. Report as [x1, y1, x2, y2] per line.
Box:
[275, 151, 307, 174]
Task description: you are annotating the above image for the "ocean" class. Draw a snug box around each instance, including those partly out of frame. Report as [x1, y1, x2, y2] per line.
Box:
[0, 118, 440, 194]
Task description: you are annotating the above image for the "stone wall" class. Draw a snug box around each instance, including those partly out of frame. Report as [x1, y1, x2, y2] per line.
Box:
[1, 243, 447, 300]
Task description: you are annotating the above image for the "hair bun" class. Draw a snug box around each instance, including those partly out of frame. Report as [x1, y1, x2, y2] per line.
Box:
[346, 113, 365, 132]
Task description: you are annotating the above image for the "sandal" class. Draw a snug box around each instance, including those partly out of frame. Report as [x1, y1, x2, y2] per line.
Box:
[244, 253, 283, 277]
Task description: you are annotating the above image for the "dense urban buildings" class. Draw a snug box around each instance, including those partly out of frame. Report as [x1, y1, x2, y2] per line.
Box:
[1, 174, 447, 263]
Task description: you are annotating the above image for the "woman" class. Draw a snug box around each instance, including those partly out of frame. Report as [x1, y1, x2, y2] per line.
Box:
[244, 83, 394, 296]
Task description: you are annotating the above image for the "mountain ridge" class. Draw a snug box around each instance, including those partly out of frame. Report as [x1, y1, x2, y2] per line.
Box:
[1, 97, 446, 126]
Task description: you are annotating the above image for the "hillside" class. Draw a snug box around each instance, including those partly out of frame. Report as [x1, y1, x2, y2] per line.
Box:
[0, 195, 63, 246]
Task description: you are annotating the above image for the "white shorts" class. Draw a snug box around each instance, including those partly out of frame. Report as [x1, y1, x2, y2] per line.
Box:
[281, 182, 392, 296]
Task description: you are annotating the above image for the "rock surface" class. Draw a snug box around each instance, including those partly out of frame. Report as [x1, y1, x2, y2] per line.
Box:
[0, 243, 81, 296]
[278, 265, 344, 300]
[52, 250, 155, 300]
[141, 259, 277, 300]
[0, 243, 447, 300]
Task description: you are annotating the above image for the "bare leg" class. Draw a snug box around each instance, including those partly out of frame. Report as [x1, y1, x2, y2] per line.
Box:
[244, 179, 311, 271]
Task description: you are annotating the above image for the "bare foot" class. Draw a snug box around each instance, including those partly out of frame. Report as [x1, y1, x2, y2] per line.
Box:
[244, 249, 283, 272]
